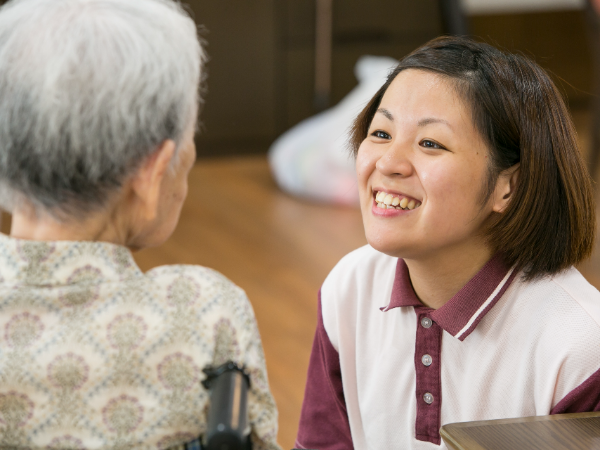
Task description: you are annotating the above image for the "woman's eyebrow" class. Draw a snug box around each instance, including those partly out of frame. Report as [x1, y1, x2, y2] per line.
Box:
[376, 110, 452, 129]
[376, 108, 394, 121]
[418, 117, 452, 128]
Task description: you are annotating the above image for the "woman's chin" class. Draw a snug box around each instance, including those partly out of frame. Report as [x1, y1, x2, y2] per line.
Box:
[365, 236, 416, 259]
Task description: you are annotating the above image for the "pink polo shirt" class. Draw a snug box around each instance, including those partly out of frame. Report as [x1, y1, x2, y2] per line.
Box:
[296, 245, 600, 449]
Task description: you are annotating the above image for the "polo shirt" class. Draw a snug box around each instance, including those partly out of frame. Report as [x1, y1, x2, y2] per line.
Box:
[296, 245, 600, 449]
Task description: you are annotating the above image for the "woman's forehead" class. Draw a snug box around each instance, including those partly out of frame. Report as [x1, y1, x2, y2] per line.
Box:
[378, 69, 473, 126]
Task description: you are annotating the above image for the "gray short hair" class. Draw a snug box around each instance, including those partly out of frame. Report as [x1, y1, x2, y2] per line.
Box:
[0, 0, 204, 216]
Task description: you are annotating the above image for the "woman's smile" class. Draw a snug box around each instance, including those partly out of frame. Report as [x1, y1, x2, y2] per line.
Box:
[371, 189, 422, 218]
[374, 190, 422, 210]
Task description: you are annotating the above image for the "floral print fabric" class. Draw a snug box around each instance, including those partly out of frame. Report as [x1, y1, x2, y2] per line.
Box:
[0, 234, 280, 449]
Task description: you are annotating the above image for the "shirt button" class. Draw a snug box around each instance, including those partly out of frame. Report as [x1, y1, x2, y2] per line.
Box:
[423, 393, 434, 404]
[422, 354, 432, 366]
[421, 317, 432, 328]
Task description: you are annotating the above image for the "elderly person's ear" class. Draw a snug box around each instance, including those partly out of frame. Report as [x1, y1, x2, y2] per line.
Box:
[130, 139, 177, 222]
[492, 163, 519, 214]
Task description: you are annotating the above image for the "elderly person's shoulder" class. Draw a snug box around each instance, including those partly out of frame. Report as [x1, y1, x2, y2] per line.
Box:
[0, 231, 252, 315]
[148, 263, 253, 313]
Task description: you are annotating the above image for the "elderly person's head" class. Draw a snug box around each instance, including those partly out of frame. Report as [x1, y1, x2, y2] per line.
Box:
[0, 0, 204, 249]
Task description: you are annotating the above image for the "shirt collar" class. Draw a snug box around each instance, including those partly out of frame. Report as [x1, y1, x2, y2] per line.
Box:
[0, 233, 143, 286]
[382, 254, 517, 341]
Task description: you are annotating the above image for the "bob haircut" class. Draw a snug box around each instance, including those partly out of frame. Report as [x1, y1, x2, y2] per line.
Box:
[0, 0, 204, 218]
[350, 36, 596, 280]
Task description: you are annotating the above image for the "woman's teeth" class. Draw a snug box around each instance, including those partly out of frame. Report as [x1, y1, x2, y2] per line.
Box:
[375, 191, 421, 210]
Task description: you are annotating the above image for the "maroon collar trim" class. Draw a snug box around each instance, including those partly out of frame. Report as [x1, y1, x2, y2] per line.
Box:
[381, 255, 517, 341]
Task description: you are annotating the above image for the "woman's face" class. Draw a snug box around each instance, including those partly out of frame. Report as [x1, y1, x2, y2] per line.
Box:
[356, 69, 497, 261]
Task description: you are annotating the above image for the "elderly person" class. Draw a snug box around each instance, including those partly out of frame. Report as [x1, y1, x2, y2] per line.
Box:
[0, 0, 280, 448]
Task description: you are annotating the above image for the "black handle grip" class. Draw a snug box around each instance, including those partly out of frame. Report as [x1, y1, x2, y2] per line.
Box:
[203, 362, 251, 450]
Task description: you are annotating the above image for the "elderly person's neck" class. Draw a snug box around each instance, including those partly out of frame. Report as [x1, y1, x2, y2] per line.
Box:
[8, 138, 192, 251]
[11, 199, 130, 246]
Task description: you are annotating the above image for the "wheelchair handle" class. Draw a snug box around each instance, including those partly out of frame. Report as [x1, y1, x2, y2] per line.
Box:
[202, 362, 251, 450]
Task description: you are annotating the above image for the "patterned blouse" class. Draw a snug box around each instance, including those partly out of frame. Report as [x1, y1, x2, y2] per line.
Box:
[0, 234, 280, 450]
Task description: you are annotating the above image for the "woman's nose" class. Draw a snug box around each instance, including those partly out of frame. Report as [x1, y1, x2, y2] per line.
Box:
[375, 143, 413, 178]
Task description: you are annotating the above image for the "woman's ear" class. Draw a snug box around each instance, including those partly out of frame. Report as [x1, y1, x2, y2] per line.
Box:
[492, 163, 519, 213]
[130, 139, 177, 221]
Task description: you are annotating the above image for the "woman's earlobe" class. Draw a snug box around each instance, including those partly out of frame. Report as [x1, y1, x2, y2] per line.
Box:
[493, 163, 520, 213]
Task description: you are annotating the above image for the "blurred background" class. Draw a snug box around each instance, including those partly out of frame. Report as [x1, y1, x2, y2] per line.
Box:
[189, 0, 592, 157]
[5, 0, 600, 448]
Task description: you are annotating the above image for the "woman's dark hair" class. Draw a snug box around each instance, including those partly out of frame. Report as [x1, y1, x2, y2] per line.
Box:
[350, 36, 596, 279]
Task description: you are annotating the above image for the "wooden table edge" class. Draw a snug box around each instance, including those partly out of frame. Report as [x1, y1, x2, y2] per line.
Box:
[440, 412, 600, 450]
[441, 411, 600, 430]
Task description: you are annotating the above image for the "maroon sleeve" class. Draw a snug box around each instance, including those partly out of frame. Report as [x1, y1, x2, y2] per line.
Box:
[295, 291, 354, 450]
[551, 367, 600, 414]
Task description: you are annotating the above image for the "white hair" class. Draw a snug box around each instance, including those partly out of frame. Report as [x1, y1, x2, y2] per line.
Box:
[0, 0, 204, 216]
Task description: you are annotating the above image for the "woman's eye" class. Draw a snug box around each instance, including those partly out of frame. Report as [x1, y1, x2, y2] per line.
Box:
[419, 139, 445, 150]
[371, 130, 391, 140]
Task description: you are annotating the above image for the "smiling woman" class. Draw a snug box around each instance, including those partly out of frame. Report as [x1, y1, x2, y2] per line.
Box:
[296, 36, 600, 450]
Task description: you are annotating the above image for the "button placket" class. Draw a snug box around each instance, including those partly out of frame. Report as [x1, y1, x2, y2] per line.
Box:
[419, 314, 435, 407]
[414, 310, 442, 441]
[420, 317, 433, 386]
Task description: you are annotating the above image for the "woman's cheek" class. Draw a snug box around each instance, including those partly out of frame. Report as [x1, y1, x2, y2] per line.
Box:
[355, 146, 377, 180]
[355, 150, 366, 176]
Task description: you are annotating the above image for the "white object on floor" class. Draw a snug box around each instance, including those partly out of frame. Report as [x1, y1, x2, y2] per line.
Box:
[268, 55, 398, 206]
